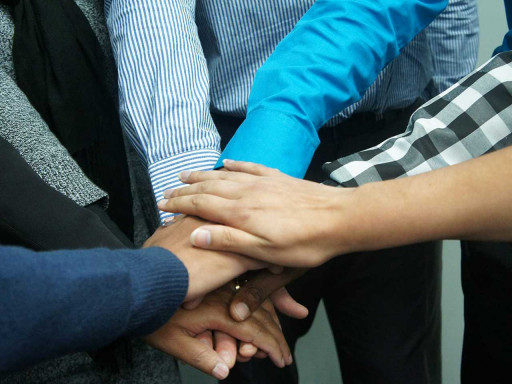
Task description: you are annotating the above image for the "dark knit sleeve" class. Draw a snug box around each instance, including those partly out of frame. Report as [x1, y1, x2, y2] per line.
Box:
[0, 135, 126, 250]
[0, 245, 188, 372]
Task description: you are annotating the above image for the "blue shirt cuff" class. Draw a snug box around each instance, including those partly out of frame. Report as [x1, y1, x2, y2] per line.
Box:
[217, 108, 320, 178]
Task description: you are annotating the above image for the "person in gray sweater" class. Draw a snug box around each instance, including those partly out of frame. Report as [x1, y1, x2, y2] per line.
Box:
[0, 0, 179, 382]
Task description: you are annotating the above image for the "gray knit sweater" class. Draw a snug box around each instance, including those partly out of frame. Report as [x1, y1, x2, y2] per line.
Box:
[0, 1, 177, 382]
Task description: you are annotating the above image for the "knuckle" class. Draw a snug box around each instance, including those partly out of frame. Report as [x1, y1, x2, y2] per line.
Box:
[190, 195, 205, 209]
[197, 182, 209, 194]
[190, 347, 212, 367]
[219, 228, 235, 248]
[243, 285, 266, 306]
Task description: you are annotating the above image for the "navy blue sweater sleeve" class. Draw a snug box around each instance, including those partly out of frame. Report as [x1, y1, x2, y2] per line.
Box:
[494, 0, 512, 54]
[0, 245, 188, 372]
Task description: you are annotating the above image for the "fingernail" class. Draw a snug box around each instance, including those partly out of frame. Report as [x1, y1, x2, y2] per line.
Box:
[198, 338, 210, 346]
[223, 159, 234, 165]
[287, 353, 293, 365]
[157, 199, 169, 209]
[212, 362, 229, 380]
[234, 303, 250, 321]
[240, 343, 257, 355]
[163, 189, 174, 198]
[179, 170, 191, 182]
[190, 228, 211, 247]
[281, 357, 285, 368]
[220, 351, 234, 366]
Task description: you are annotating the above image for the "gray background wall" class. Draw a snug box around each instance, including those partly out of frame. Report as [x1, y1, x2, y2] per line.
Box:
[182, 2, 508, 383]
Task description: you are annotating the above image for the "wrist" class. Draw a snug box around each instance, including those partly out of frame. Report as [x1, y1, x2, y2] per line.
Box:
[327, 182, 397, 256]
[307, 184, 361, 261]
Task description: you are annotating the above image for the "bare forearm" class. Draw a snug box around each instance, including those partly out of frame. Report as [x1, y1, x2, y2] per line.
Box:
[341, 146, 512, 253]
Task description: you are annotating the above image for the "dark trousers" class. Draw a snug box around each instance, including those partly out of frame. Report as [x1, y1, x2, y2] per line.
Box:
[460, 241, 512, 384]
[214, 102, 442, 384]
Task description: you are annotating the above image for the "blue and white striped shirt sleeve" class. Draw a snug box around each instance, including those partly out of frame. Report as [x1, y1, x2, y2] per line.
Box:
[104, 0, 221, 223]
[425, 0, 479, 93]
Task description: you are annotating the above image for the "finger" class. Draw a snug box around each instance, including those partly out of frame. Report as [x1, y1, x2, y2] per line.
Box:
[258, 300, 292, 365]
[238, 342, 258, 358]
[261, 296, 281, 326]
[236, 355, 251, 363]
[222, 160, 283, 177]
[254, 350, 268, 359]
[214, 331, 237, 368]
[158, 328, 230, 380]
[270, 287, 309, 319]
[268, 265, 284, 274]
[158, 195, 232, 223]
[182, 296, 204, 310]
[200, 286, 290, 368]
[196, 330, 213, 348]
[246, 303, 292, 367]
[168, 180, 243, 200]
[189, 225, 272, 263]
[229, 269, 305, 322]
[178, 168, 257, 184]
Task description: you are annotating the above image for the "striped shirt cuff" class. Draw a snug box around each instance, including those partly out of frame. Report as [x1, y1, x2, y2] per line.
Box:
[148, 149, 220, 223]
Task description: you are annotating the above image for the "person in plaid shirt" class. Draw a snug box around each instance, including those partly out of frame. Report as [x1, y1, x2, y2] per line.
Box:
[159, 44, 512, 384]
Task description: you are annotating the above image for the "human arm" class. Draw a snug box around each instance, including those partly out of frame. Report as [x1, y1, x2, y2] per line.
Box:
[104, 0, 220, 223]
[218, 0, 448, 177]
[0, 135, 127, 250]
[158, 145, 512, 267]
[0, 64, 106, 209]
[143, 215, 268, 303]
[0, 244, 291, 379]
[0, 246, 187, 372]
[158, 52, 512, 265]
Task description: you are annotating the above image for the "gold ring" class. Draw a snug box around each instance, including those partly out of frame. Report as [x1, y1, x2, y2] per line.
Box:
[233, 277, 249, 292]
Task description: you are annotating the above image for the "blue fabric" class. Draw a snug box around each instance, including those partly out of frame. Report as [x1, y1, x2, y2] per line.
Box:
[495, 0, 512, 54]
[218, 0, 448, 177]
[0, 246, 187, 371]
[106, 0, 479, 222]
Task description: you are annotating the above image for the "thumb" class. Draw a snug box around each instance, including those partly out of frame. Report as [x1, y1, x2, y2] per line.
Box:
[190, 225, 270, 262]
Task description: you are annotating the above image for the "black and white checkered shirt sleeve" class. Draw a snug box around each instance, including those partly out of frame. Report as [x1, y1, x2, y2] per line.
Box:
[323, 51, 512, 188]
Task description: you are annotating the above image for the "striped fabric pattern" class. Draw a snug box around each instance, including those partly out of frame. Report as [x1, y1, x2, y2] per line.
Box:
[324, 52, 512, 187]
[104, 0, 477, 222]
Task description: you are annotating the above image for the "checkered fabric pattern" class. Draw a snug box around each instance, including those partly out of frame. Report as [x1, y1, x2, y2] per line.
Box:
[324, 51, 512, 187]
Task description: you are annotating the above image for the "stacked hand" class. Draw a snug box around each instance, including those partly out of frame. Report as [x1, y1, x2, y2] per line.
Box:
[158, 160, 353, 268]
[144, 285, 292, 380]
[143, 214, 307, 379]
[145, 160, 354, 379]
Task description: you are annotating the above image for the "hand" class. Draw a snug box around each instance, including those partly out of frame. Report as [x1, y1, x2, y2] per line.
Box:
[230, 268, 308, 321]
[144, 215, 268, 302]
[143, 286, 292, 380]
[193, 268, 309, 368]
[158, 161, 353, 267]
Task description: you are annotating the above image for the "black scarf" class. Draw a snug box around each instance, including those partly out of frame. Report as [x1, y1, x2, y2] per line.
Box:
[6, 0, 134, 240]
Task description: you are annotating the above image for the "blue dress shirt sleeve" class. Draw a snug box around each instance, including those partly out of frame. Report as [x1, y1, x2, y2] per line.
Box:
[104, 0, 221, 223]
[219, 0, 448, 178]
[0, 246, 188, 371]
